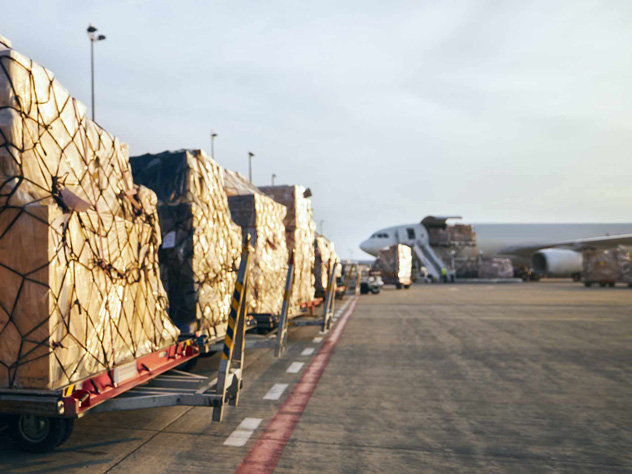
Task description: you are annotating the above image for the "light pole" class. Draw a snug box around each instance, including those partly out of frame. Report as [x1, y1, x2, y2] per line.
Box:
[210, 131, 217, 158]
[248, 152, 255, 182]
[271, 173, 276, 186]
[87, 24, 106, 122]
[319, 219, 324, 235]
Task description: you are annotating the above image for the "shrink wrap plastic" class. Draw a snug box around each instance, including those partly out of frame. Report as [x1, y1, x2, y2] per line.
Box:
[428, 224, 476, 246]
[130, 150, 242, 339]
[223, 168, 262, 197]
[314, 234, 339, 297]
[373, 244, 413, 286]
[583, 248, 632, 283]
[259, 185, 315, 314]
[0, 39, 178, 389]
[228, 194, 288, 315]
[478, 258, 514, 279]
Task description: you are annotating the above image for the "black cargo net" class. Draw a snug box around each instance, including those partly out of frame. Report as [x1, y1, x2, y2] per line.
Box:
[259, 186, 317, 313]
[130, 150, 242, 338]
[0, 48, 179, 389]
[227, 193, 289, 315]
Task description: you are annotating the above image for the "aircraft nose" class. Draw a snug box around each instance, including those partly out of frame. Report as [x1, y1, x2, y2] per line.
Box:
[359, 239, 370, 254]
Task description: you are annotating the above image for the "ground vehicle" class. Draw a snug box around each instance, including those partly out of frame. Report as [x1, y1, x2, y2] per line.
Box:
[359, 265, 384, 294]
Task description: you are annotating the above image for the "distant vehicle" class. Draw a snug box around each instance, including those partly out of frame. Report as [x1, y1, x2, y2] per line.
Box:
[360, 216, 632, 279]
[358, 265, 383, 294]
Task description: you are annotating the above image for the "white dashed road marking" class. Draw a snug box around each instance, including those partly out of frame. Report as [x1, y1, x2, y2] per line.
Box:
[287, 362, 305, 373]
[224, 417, 263, 446]
[263, 383, 289, 400]
[301, 348, 315, 356]
[312, 337, 323, 343]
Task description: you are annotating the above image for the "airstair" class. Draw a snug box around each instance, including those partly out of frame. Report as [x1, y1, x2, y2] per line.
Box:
[412, 242, 454, 282]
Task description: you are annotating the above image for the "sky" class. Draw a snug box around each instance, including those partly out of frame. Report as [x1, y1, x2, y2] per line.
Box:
[3, 0, 632, 259]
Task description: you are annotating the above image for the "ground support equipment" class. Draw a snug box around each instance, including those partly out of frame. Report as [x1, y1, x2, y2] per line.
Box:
[291, 261, 339, 333]
[207, 254, 296, 358]
[0, 240, 253, 451]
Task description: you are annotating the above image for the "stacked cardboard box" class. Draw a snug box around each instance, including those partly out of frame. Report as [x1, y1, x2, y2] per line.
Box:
[259, 185, 315, 314]
[228, 194, 288, 315]
[428, 224, 476, 246]
[373, 244, 413, 286]
[130, 150, 242, 339]
[223, 168, 261, 197]
[583, 248, 632, 284]
[313, 234, 339, 297]
[478, 258, 514, 279]
[0, 37, 179, 389]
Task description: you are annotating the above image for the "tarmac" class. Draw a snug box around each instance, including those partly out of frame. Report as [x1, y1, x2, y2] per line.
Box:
[1, 281, 631, 473]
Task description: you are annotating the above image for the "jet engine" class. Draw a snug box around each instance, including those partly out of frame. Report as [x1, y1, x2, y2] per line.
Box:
[531, 249, 582, 277]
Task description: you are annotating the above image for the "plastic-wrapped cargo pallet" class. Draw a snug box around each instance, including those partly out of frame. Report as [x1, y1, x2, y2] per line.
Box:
[130, 150, 242, 340]
[223, 169, 289, 315]
[583, 248, 632, 285]
[259, 185, 316, 314]
[227, 193, 289, 315]
[478, 258, 514, 279]
[372, 244, 413, 287]
[0, 36, 179, 390]
[314, 234, 339, 297]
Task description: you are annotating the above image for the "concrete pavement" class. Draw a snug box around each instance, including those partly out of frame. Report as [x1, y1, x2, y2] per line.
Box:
[1, 282, 631, 473]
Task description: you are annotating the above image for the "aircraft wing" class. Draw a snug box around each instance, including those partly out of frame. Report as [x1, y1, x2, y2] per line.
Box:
[499, 233, 632, 259]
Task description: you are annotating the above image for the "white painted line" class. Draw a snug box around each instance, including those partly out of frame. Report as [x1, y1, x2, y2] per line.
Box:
[224, 430, 255, 447]
[263, 383, 289, 400]
[286, 362, 305, 373]
[224, 417, 264, 446]
[238, 417, 262, 430]
[301, 348, 315, 356]
[312, 337, 323, 343]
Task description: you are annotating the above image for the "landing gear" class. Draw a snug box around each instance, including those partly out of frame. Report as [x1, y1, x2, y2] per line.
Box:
[8, 415, 74, 452]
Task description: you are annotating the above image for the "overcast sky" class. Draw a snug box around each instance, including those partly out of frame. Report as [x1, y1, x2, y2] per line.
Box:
[3, 0, 632, 258]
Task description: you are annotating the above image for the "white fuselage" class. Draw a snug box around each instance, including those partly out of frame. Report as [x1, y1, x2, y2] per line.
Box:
[360, 222, 632, 267]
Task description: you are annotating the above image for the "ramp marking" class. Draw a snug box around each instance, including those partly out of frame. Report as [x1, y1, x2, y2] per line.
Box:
[224, 418, 262, 447]
[263, 383, 288, 400]
[286, 362, 304, 373]
[236, 295, 359, 474]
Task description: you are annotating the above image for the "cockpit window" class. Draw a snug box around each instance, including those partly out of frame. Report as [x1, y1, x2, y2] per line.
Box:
[372, 233, 389, 239]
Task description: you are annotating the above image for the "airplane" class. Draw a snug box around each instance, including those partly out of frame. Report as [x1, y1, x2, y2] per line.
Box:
[359, 216, 632, 279]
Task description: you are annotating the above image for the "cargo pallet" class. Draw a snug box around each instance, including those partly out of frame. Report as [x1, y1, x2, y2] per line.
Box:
[0, 242, 253, 453]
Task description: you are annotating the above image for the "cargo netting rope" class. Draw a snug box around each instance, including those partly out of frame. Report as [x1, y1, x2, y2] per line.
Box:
[130, 150, 242, 338]
[0, 42, 179, 389]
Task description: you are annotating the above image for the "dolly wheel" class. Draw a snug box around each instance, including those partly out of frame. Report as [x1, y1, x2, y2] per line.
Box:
[8, 415, 72, 452]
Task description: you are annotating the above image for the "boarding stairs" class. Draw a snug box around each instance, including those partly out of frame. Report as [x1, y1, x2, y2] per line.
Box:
[412, 241, 453, 282]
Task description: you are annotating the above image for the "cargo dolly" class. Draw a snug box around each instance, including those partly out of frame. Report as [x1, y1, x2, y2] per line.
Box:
[205, 251, 297, 358]
[0, 241, 253, 453]
[335, 262, 361, 300]
[290, 260, 339, 333]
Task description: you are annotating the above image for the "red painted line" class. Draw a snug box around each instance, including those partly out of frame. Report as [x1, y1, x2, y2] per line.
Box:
[235, 296, 359, 474]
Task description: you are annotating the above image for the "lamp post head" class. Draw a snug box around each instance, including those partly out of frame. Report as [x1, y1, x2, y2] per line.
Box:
[211, 132, 218, 138]
[87, 24, 97, 33]
[248, 152, 255, 158]
[97, 34, 106, 41]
